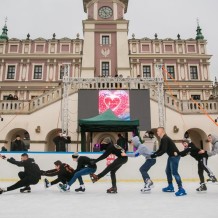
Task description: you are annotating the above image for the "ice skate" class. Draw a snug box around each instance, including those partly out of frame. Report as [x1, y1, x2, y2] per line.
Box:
[44, 178, 51, 188]
[59, 184, 70, 192]
[196, 183, 207, 192]
[162, 184, 174, 192]
[175, 187, 187, 196]
[106, 187, 117, 194]
[57, 183, 65, 192]
[20, 186, 31, 193]
[207, 176, 217, 183]
[75, 186, 85, 192]
[90, 174, 98, 183]
[141, 186, 151, 193]
[0, 188, 6, 194]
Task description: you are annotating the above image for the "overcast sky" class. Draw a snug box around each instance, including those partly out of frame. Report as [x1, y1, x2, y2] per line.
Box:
[0, 0, 217, 80]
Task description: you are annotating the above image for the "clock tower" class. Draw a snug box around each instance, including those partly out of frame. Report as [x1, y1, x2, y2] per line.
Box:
[81, 0, 130, 78]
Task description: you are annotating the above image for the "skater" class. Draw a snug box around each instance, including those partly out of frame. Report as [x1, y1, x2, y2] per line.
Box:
[90, 137, 128, 193]
[199, 134, 218, 183]
[11, 135, 26, 151]
[41, 160, 85, 192]
[60, 153, 97, 192]
[0, 153, 41, 194]
[178, 138, 216, 191]
[151, 127, 187, 196]
[121, 136, 156, 192]
[117, 133, 128, 151]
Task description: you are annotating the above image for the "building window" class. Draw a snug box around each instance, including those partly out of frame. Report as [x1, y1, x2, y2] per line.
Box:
[165, 45, 173, 52]
[102, 36, 110, 45]
[36, 45, 44, 52]
[102, 62, 109, 77]
[167, 66, 175, 79]
[143, 66, 151, 77]
[60, 66, 64, 79]
[191, 95, 201, 100]
[34, 65, 42, 79]
[7, 65, 15, 79]
[190, 66, 198, 79]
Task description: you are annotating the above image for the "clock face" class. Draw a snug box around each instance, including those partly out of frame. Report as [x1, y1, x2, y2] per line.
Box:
[98, 6, 113, 19]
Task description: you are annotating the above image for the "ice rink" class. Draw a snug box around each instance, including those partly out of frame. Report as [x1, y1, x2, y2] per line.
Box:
[0, 181, 218, 218]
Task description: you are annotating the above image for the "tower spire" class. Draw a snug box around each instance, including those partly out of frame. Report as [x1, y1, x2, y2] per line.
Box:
[195, 18, 204, 40]
[0, 17, 9, 40]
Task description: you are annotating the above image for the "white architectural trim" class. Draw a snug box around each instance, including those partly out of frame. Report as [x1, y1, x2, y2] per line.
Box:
[113, 2, 118, 20]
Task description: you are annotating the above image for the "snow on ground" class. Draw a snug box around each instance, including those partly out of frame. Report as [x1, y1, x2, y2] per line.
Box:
[0, 181, 218, 218]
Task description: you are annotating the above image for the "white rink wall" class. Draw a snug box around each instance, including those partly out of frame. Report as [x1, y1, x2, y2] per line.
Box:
[1, 152, 218, 182]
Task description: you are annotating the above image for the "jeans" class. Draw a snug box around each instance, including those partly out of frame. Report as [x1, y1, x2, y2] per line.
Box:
[140, 159, 156, 182]
[166, 156, 182, 188]
[68, 167, 96, 186]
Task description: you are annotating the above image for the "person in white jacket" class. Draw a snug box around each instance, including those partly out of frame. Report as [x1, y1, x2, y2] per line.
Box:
[122, 136, 156, 192]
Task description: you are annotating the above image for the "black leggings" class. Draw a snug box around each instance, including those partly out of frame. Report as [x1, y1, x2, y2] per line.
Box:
[98, 157, 128, 188]
[7, 172, 39, 192]
[198, 157, 214, 184]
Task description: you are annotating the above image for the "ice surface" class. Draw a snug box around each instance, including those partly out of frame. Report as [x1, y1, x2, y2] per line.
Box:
[0, 181, 218, 218]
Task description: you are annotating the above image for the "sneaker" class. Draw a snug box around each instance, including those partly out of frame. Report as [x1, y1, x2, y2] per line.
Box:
[0, 188, 6, 194]
[20, 186, 31, 193]
[90, 174, 98, 183]
[44, 178, 51, 188]
[196, 183, 207, 192]
[175, 187, 187, 196]
[162, 184, 174, 192]
[106, 187, 117, 194]
[75, 187, 85, 192]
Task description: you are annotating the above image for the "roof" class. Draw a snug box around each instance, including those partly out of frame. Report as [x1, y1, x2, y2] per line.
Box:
[79, 109, 139, 132]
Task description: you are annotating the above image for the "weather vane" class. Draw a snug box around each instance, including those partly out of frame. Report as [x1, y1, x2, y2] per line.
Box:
[5, 16, 8, 25]
[196, 17, 199, 26]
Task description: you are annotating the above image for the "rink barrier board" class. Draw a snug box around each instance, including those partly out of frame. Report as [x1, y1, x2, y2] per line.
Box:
[0, 152, 218, 182]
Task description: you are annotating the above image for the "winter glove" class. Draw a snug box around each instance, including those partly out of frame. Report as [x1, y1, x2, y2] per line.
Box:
[150, 154, 157, 159]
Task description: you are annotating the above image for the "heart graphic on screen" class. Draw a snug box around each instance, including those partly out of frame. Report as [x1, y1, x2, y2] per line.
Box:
[104, 96, 121, 111]
[99, 91, 129, 118]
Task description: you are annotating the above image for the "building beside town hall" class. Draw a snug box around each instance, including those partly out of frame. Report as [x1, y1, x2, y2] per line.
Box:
[0, 0, 217, 152]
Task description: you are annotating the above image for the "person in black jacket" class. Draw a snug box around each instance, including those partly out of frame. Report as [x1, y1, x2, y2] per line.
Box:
[0, 153, 41, 194]
[11, 135, 26, 151]
[178, 138, 216, 192]
[90, 137, 128, 193]
[60, 153, 97, 192]
[41, 160, 84, 192]
[53, 131, 71, 152]
[151, 127, 186, 196]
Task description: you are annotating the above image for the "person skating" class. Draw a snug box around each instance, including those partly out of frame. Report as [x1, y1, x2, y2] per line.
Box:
[151, 127, 187, 196]
[90, 137, 128, 194]
[41, 160, 85, 192]
[178, 138, 216, 192]
[0, 153, 41, 194]
[199, 134, 218, 183]
[122, 136, 156, 192]
[60, 153, 97, 192]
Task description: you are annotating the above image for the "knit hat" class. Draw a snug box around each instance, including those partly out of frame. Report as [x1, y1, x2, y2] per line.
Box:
[182, 138, 191, 144]
[72, 152, 79, 159]
[131, 136, 141, 148]
[54, 160, 62, 166]
[101, 137, 111, 144]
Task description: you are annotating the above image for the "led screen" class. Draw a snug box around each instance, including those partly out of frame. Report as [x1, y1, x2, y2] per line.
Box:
[99, 90, 130, 120]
